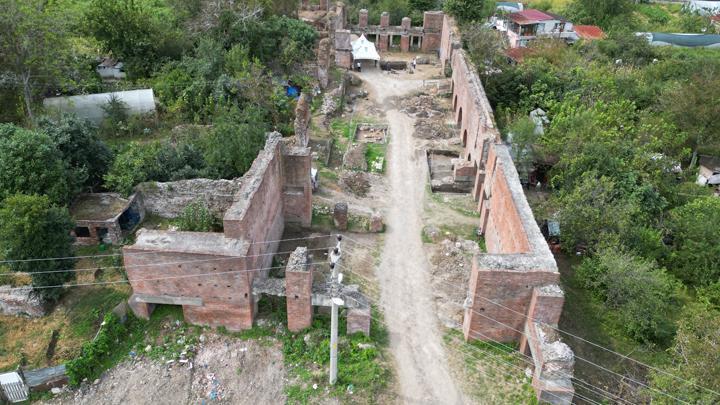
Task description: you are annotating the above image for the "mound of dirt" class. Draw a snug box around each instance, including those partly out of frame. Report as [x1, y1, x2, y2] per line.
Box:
[340, 171, 371, 197]
[414, 118, 453, 139]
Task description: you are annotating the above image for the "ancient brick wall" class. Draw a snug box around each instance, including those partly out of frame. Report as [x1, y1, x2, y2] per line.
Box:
[124, 230, 254, 331]
[439, 14, 574, 402]
[224, 135, 286, 276]
[125, 133, 313, 332]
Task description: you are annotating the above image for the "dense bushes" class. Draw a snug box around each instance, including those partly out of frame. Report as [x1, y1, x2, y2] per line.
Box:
[176, 200, 218, 232]
[0, 194, 76, 302]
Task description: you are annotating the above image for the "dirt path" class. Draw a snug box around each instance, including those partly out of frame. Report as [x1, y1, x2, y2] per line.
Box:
[361, 68, 466, 404]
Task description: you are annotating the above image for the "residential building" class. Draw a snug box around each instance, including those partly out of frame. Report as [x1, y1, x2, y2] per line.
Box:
[505, 9, 576, 48]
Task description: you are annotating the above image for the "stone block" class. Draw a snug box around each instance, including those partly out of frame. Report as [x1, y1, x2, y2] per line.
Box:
[333, 202, 349, 230]
[380, 12, 390, 28]
[370, 212, 384, 233]
[128, 294, 155, 320]
[401, 17, 411, 30]
[359, 9, 368, 28]
[0, 285, 45, 317]
[286, 248, 314, 332]
[347, 307, 371, 336]
[112, 301, 128, 324]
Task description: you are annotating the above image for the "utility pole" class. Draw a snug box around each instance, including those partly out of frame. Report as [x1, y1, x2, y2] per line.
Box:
[328, 235, 344, 385]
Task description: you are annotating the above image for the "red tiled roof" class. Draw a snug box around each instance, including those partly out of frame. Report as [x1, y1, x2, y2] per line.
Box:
[712, 14, 720, 23]
[508, 9, 560, 24]
[574, 25, 606, 40]
[505, 47, 536, 63]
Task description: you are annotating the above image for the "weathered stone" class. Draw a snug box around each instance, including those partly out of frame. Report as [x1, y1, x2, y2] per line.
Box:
[294, 94, 312, 148]
[0, 286, 45, 317]
[369, 212, 384, 233]
[346, 308, 370, 336]
[136, 178, 242, 219]
[333, 202, 348, 231]
[286, 247, 313, 332]
[112, 301, 128, 324]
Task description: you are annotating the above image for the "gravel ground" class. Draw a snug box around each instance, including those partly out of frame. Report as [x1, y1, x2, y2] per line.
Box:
[41, 334, 286, 405]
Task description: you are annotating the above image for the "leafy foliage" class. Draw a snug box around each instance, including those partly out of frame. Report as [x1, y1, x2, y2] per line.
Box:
[66, 313, 126, 386]
[0, 194, 76, 302]
[0, 124, 78, 204]
[443, 0, 495, 24]
[176, 200, 217, 232]
[650, 303, 720, 403]
[578, 249, 680, 343]
[38, 114, 113, 191]
[667, 197, 720, 286]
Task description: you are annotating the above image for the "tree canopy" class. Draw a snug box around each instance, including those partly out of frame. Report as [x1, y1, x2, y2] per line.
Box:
[0, 194, 76, 302]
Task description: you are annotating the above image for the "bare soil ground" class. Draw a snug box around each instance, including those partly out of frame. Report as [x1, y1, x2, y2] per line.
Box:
[41, 334, 286, 405]
[359, 62, 468, 404]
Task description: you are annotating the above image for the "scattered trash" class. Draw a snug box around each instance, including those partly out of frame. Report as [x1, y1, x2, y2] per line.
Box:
[346, 384, 354, 394]
[312, 383, 318, 390]
[145, 345, 152, 353]
[51, 387, 62, 395]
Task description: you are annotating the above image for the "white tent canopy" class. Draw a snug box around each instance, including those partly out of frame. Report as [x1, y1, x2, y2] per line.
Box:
[351, 35, 380, 61]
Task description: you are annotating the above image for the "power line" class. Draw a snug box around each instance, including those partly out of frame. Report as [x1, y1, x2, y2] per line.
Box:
[0, 234, 335, 265]
[334, 260, 628, 405]
[0, 246, 334, 277]
[342, 236, 720, 400]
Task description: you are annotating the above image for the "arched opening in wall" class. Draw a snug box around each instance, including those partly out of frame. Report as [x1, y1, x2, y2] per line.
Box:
[468, 154, 472, 162]
[451, 80, 455, 95]
[457, 107, 463, 127]
[462, 129, 468, 147]
[453, 94, 458, 112]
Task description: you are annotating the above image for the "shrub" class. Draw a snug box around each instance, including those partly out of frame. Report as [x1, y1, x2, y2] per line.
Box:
[176, 200, 217, 232]
[66, 313, 126, 386]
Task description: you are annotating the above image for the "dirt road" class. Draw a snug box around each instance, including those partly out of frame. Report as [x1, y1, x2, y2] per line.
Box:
[361, 68, 467, 404]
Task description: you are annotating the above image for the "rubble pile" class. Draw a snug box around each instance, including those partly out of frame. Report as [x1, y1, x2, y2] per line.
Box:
[414, 118, 453, 139]
[339, 171, 371, 197]
[343, 143, 368, 171]
[400, 94, 446, 118]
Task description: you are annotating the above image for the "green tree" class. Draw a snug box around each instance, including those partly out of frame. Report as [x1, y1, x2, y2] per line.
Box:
[0, 124, 77, 204]
[0, 194, 76, 302]
[667, 197, 720, 286]
[566, 0, 635, 28]
[650, 303, 720, 403]
[202, 106, 269, 179]
[443, 0, 495, 24]
[38, 115, 113, 191]
[578, 249, 680, 343]
[660, 66, 720, 166]
[103, 141, 163, 195]
[84, 0, 160, 77]
[0, 0, 71, 122]
[464, 23, 507, 75]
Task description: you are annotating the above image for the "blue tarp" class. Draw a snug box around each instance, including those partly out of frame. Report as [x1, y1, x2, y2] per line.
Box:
[649, 33, 720, 48]
[286, 85, 300, 98]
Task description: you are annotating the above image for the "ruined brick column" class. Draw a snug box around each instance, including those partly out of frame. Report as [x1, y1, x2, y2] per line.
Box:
[347, 307, 371, 336]
[294, 94, 311, 148]
[378, 34, 389, 52]
[380, 12, 390, 28]
[400, 34, 410, 52]
[333, 202, 348, 230]
[286, 247, 314, 332]
[319, 0, 328, 11]
[519, 285, 565, 354]
[401, 16, 411, 31]
[317, 38, 332, 89]
[358, 9, 368, 29]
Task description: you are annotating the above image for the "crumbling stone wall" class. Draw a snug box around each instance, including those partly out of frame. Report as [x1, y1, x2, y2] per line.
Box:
[136, 178, 243, 218]
[439, 14, 575, 403]
[0, 286, 45, 317]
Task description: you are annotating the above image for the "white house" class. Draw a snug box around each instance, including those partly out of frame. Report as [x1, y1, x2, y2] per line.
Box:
[505, 9, 576, 48]
[96, 57, 126, 80]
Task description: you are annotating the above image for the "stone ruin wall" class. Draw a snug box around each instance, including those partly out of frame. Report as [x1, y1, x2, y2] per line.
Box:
[125, 133, 315, 331]
[439, 14, 575, 404]
[330, 4, 446, 69]
[136, 178, 243, 219]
